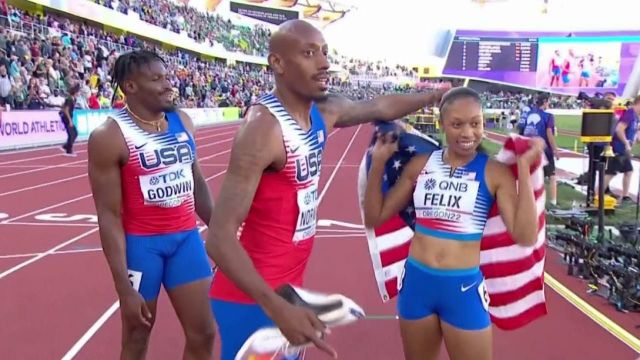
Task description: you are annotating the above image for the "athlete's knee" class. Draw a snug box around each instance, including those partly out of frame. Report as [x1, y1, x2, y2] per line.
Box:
[185, 313, 216, 345]
[122, 325, 153, 353]
[184, 324, 216, 352]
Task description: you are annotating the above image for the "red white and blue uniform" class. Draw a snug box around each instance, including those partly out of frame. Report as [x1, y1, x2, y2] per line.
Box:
[413, 149, 493, 242]
[113, 108, 212, 301]
[398, 149, 495, 330]
[210, 94, 327, 360]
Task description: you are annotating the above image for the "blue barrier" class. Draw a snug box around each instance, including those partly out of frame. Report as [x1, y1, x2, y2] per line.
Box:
[72, 109, 114, 140]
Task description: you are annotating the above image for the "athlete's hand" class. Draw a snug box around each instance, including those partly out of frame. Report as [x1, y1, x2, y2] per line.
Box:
[371, 131, 399, 164]
[270, 300, 337, 358]
[518, 137, 545, 167]
[120, 289, 153, 328]
[432, 81, 452, 99]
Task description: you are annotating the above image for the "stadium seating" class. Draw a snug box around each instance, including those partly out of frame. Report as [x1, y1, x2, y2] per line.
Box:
[0, 2, 582, 113]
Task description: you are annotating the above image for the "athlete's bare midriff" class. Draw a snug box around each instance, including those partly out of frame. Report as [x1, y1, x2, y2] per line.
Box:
[408, 233, 482, 270]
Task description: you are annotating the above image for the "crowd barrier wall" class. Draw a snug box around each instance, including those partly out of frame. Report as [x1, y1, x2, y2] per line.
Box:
[484, 109, 583, 116]
[0, 107, 241, 151]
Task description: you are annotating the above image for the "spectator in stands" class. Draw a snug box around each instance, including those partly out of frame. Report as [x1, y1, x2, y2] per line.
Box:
[26, 76, 46, 109]
[47, 88, 65, 108]
[12, 74, 26, 109]
[112, 92, 125, 108]
[0, 63, 13, 109]
[1, 2, 586, 118]
[522, 93, 559, 206]
[0, 47, 10, 70]
[602, 96, 640, 202]
[88, 88, 101, 109]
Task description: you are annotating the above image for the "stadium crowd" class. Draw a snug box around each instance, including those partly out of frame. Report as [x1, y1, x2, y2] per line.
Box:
[0, 2, 587, 115]
[480, 90, 584, 110]
[92, 0, 272, 58]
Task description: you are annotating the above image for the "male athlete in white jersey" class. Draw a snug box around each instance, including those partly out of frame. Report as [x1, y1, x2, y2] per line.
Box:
[206, 19, 450, 359]
[88, 50, 215, 359]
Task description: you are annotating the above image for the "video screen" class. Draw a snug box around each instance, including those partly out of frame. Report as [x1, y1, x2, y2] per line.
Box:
[442, 30, 640, 96]
[536, 39, 620, 90]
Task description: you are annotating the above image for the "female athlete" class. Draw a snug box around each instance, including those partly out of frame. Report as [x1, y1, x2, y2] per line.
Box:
[363, 87, 543, 360]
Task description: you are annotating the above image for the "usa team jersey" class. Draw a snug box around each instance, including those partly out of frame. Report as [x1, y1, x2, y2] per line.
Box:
[210, 93, 327, 303]
[112, 108, 198, 235]
[413, 150, 494, 242]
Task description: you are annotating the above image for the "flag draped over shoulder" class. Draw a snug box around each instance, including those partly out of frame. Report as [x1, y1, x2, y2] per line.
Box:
[357, 123, 548, 330]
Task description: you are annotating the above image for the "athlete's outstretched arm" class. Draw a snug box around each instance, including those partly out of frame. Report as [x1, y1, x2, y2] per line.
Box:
[318, 87, 450, 129]
[206, 107, 336, 357]
[177, 110, 214, 223]
[88, 121, 152, 327]
[490, 138, 545, 247]
[363, 133, 426, 228]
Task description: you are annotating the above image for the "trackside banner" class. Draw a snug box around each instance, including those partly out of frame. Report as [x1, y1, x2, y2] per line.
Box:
[0, 110, 67, 150]
[1, 107, 241, 151]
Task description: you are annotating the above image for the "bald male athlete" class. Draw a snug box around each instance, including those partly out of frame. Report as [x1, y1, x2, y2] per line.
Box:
[206, 19, 449, 360]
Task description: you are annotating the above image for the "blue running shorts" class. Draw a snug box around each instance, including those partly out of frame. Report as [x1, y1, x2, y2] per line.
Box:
[211, 299, 304, 360]
[397, 256, 491, 331]
[125, 227, 212, 301]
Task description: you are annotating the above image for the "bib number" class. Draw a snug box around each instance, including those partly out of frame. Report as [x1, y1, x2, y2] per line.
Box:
[128, 270, 142, 292]
[413, 173, 480, 224]
[397, 265, 406, 292]
[139, 164, 194, 208]
[478, 279, 490, 312]
[293, 183, 318, 242]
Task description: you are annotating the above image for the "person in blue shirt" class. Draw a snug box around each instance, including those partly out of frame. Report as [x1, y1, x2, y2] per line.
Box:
[522, 93, 559, 206]
[516, 99, 532, 135]
[602, 96, 640, 202]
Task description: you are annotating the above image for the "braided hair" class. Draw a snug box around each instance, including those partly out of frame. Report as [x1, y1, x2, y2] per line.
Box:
[110, 50, 166, 104]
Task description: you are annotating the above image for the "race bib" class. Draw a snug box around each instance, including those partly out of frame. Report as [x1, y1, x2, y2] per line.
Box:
[413, 172, 480, 225]
[139, 164, 194, 208]
[293, 182, 318, 242]
[478, 279, 490, 312]
[128, 270, 142, 292]
[397, 266, 406, 292]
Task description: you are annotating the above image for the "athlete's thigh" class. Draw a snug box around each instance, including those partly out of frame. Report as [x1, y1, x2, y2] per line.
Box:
[438, 271, 492, 360]
[163, 228, 213, 291]
[399, 316, 442, 360]
[396, 258, 443, 360]
[163, 229, 214, 332]
[166, 278, 215, 335]
[126, 234, 165, 303]
[440, 322, 492, 360]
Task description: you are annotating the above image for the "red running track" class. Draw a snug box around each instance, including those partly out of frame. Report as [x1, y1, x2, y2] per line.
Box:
[0, 123, 638, 359]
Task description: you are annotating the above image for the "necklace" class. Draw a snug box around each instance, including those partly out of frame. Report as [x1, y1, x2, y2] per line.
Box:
[125, 105, 166, 132]
[444, 150, 458, 178]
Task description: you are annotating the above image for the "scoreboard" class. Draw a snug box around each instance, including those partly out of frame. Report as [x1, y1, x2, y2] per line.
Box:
[445, 36, 538, 72]
[441, 29, 640, 96]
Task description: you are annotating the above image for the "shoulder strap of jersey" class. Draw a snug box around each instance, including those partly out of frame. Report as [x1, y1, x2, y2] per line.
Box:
[255, 93, 299, 132]
[474, 152, 490, 169]
[110, 108, 134, 137]
[110, 108, 149, 147]
[165, 111, 185, 134]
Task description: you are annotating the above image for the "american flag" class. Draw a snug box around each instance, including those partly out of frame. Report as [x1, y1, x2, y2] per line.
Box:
[357, 122, 548, 330]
